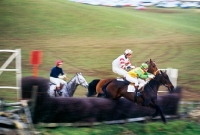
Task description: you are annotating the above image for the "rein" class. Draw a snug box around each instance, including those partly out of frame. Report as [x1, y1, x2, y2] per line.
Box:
[76, 73, 82, 84]
[75, 73, 85, 86]
[147, 73, 169, 92]
[154, 69, 159, 76]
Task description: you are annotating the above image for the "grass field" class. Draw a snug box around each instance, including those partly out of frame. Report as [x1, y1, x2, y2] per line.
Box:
[0, 0, 200, 134]
[35, 120, 200, 135]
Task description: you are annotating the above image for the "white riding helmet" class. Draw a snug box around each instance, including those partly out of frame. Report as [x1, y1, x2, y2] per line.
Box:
[124, 49, 133, 55]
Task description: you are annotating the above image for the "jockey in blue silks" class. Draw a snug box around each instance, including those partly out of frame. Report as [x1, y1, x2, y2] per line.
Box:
[50, 60, 67, 94]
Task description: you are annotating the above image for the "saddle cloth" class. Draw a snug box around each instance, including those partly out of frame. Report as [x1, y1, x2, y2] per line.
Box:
[127, 84, 135, 92]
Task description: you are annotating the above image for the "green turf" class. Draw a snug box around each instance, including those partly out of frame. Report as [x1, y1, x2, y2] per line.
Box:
[36, 120, 200, 135]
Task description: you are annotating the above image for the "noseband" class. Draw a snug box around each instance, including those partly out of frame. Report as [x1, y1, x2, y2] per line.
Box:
[147, 72, 170, 91]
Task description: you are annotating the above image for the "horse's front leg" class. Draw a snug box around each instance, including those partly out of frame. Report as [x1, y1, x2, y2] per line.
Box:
[149, 103, 166, 124]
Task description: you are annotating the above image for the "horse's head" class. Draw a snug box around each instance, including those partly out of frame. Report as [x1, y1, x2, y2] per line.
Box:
[155, 70, 174, 91]
[76, 73, 89, 89]
[146, 59, 159, 75]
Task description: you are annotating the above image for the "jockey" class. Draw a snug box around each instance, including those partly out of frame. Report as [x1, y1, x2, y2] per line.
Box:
[50, 60, 67, 94]
[112, 49, 135, 77]
[125, 63, 155, 96]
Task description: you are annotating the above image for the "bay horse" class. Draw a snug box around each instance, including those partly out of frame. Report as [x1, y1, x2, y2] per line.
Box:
[48, 73, 88, 97]
[102, 70, 174, 123]
[87, 59, 158, 97]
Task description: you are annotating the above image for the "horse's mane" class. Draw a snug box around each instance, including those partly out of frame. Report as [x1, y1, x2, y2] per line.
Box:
[67, 73, 77, 82]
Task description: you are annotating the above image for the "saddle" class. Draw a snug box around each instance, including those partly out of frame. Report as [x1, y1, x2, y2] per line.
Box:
[123, 78, 144, 100]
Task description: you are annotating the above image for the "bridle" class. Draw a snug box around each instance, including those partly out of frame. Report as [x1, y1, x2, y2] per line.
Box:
[75, 73, 87, 86]
[153, 69, 159, 76]
[147, 71, 171, 92]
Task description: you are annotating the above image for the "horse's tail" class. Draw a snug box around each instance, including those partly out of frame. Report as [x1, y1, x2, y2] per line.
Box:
[87, 79, 100, 97]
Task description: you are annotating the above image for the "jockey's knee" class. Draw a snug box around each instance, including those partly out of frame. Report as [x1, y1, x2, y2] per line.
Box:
[56, 87, 61, 90]
[138, 83, 144, 90]
[135, 83, 139, 86]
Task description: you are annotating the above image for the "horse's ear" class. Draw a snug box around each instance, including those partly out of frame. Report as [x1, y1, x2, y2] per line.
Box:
[160, 70, 166, 74]
[150, 59, 156, 63]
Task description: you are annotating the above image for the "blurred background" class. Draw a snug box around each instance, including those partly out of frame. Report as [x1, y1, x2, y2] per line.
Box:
[0, 0, 200, 134]
[1, 0, 200, 101]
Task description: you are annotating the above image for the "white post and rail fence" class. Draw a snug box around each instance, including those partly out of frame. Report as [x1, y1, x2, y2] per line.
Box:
[159, 68, 178, 92]
[0, 49, 22, 100]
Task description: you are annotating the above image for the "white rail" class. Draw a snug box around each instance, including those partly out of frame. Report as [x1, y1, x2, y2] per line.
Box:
[159, 68, 178, 91]
[0, 49, 22, 100]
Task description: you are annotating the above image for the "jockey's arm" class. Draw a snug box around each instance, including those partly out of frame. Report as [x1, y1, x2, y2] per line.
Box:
[58, 74, 69, 81]
[137, 70, 148, 79]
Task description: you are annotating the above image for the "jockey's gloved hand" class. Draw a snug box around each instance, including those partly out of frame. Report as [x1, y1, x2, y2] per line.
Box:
[148, 74, 155, 79]
[130, 66, 135, 69]
[126, 66, 131, 69]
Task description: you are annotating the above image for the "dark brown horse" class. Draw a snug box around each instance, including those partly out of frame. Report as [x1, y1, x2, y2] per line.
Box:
[101, 70, 174, 123]
[87, 59, 158, 97]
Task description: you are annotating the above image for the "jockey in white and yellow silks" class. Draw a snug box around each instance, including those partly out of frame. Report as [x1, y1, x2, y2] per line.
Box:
[125, 63, 155, 93]
[112, 49, 135, 77]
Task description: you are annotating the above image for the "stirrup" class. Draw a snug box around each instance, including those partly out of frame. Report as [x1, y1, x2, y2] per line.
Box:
[136, 91, 141, 97]
[135, 89, 141, 97]
[57, 90, 62, 96]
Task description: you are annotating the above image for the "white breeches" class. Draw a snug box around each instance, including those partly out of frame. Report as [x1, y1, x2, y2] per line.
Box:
[125, 74, 147, 89]
[112, 64, 128, 77]
[50, 77, 66, 87]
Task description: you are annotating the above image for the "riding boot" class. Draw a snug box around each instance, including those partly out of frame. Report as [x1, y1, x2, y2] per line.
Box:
[56, 87, 62, 96]
[60, 83, 64, 89]
[135, 86, 141, 97]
